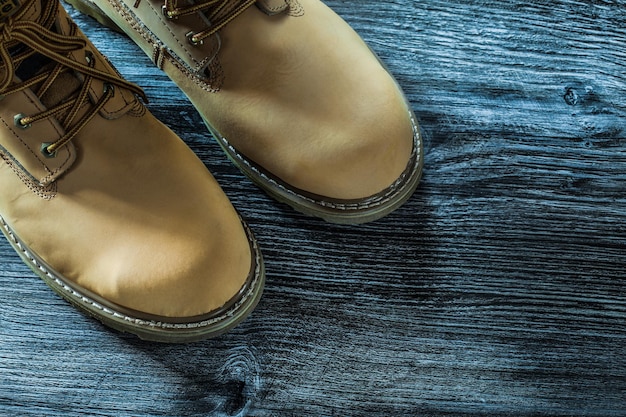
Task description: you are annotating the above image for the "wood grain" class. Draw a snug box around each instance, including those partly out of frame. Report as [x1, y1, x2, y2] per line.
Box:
[1, 1, 626, 416]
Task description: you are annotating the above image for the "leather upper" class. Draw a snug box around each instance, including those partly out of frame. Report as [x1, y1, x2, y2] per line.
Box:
[96, 0, 416, 200]
[0, 0, 253, 319]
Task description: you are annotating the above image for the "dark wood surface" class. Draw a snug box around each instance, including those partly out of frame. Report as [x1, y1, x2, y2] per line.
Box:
[2, 1, 626, 416]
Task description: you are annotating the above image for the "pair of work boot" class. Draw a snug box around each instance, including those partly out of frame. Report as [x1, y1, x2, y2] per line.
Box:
[0, 0, 423, 342]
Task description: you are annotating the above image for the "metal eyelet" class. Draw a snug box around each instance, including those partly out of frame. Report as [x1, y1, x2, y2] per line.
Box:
[162, 5, 176, 19]
[103, 83, 115, 95]
[85, 50, 95, 65]
[14, 113, 31, 129]
[40, 142, 57, 158]
[186, 31, 203, 46]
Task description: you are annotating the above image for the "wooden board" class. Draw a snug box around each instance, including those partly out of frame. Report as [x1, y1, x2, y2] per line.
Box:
[1, 1, 625, 415]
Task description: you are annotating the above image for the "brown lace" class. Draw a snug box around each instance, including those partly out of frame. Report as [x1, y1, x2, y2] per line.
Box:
[0, 0, 147, 156]
[160, 0, 257, 45]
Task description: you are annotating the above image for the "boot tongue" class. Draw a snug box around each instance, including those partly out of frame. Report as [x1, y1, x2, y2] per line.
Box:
[13, 51, 82, 112]
[7, 0, 82, 108]
[39, 69, 82, 108]
[14, 47, 49, 79]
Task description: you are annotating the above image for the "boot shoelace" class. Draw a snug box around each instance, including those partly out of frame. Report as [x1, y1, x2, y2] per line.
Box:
[0, 0, 146, 158]
[158, 0, 257, 46]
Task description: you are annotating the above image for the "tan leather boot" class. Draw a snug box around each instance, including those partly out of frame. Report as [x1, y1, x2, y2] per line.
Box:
[67, 0, 423, 224]
[0, 0, 264, 342]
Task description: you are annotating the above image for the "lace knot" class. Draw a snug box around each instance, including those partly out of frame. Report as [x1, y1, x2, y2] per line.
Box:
[1, 20, 14, 42]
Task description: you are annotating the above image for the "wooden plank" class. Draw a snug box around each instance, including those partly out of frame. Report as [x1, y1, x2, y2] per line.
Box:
[1, 0, 625, 416]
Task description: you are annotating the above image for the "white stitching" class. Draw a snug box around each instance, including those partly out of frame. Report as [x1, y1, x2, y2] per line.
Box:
[218, 113, 422, 211]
